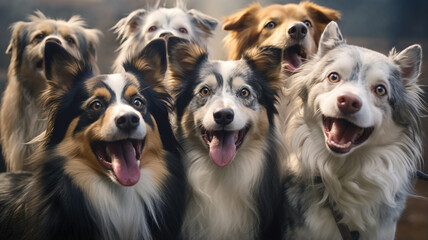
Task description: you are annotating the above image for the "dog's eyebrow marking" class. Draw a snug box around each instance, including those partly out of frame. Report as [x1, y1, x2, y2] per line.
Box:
[94, 88, 111, 102]
[124, 85, 139, 99]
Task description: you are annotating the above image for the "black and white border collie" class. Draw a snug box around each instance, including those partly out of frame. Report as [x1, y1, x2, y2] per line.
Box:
[0, 40, 185, 240]
[165, 36, 283, 239]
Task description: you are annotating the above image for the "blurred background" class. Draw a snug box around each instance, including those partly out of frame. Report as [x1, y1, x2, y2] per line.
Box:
[0, 0, 426, 238]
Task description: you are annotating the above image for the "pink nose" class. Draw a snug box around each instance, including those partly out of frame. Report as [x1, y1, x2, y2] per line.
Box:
[337, 93, 362, 114]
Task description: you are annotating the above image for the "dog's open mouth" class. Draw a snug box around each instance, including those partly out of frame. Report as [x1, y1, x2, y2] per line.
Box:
[283, 45, 307, 71]
[323, 116, 373, 154]
[92, 139, 144, 186]
[202, 127, 249, 167]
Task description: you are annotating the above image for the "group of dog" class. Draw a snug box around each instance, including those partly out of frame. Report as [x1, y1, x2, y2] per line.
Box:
[0, 1, 425, 240]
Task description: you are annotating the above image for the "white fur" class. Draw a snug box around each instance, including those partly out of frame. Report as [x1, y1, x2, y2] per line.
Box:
[64, 158, 161, 240]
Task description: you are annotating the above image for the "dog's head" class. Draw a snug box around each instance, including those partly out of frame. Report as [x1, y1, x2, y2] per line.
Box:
[112, 4, 218, 72]
[223, 2, 340, 72]
[6, 11, 101, 95]
[42, 39, 171, 187]
[167, 37, 282, 167]
[292, 22, 423, 155]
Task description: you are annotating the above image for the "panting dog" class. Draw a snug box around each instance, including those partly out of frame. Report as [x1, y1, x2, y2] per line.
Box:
[1, 11, 101, 171]
[280, 22, 424, 240]
[0, 40, 185, 239]
[165, 36, 283, 239]
[223, 1, 340, 73]
[112, 0, 218, 73]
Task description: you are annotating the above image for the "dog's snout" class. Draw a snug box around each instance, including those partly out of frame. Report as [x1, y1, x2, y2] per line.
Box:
[159, 32, 173, 38]
[213, 109, 234, 126]
[116, 113, 140, 131]
[288, 23, 308, 40]
[45, 37, 62, 46]
[337, 93, 362, 114]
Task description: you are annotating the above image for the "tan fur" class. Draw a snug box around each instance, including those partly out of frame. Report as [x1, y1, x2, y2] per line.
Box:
[124, 85, 139, 100]
[94, 88, 112, 103]
[223, 1, 340, 60]
[1, 11, 101, 171]
[140, 116, 169, 189]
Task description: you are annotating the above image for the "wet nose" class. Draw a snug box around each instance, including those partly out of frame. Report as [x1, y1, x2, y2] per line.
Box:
[337, 93, 362, 114]
[45, 37, 62, 45]
[116, 113, 140, 131]
[288, 23, 308, 40]
[213, 108, 234, 126]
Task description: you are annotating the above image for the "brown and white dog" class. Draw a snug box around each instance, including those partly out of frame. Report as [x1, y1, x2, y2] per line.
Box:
[223, 1, 340, 73]
[111, 1, 218, 73]
[1, 11, 101, 171]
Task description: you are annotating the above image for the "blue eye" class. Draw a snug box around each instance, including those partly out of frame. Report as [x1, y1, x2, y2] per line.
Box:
[35, 33, 45, 40]
[303, 20, 312, 28]
[264, 21, 277, 29]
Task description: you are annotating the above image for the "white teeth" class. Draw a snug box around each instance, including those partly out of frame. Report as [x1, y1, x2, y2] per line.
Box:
[137, 160, 140, 167]
[132, 147, 136, 158]
[329, 140, 352, 149]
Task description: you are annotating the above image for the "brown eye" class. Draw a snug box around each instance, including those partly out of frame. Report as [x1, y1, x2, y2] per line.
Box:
[328, 72, 341, 83]
[240, 88, 250, 98]
[133, 98, 145, 109]
[374, 85, 387, 96]
[148, 26, 157, 32]
[179, 27, 188, 34]
[264, 21, 277, 29]
[200, 87, 210, 96]
[90, 101, 103, 111]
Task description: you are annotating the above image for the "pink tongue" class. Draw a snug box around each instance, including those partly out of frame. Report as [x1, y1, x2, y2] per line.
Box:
[329, 119, 362, 145]
[284, 52, 302, 71]
[209, 131, 236, 167]
[107, 140, 140, 186]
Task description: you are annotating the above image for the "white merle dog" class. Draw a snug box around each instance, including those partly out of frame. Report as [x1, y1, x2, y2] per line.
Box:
[112, 0, 218, 73]
[280, 22, 424, 240]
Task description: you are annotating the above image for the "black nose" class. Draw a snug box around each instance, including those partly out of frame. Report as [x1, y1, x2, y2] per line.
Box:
[116, 113, 140, 131]
[213, 108, 234, 126]
[159, 32, 173, 38]
[45, 37, 62, 45]
[288, 23, 308, 40]
[337, 93, 362, 114]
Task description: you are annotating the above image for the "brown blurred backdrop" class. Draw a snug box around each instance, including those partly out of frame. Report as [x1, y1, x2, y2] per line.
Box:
[0, 0, 426, 239]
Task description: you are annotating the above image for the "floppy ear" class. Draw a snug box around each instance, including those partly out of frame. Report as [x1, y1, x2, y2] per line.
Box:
[6, 21, 26, 54]
[112, 9, 147, 43]
[222, 3, 261, 60]
[167, 36, 207, 83]
[317, 21, 345, 57]
[222, 3, 260, 31]
[244, 46, 283, 91]
[187, 9, 218, 36]
[84, 28, 102, 60]
[390, 44, 422, 85]
[123, 38, 167, 88]
[44, 41, 87, 93]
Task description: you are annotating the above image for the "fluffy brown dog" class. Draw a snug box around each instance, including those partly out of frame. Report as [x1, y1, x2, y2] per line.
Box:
[223, 1, 340, 72]
[1, 11, 101, 171]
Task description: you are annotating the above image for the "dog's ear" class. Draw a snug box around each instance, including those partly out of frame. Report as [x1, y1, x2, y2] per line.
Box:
[302, 1, 340, 24]
[44, 41, 86, 93]
[167, 36, 207, 82]
[390, 44, 422, 85]
[223, 3, 261, 60]
[112, 9, 147, 43]
[123, 38, 167, 88]
[223, 3, 260, 31]
[244, 46, 283, 91]
[188, 9, 218, 37]
[6, 21, 26, 54]
[302, 1, 340, 46]
[317, 21, 345, 57]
